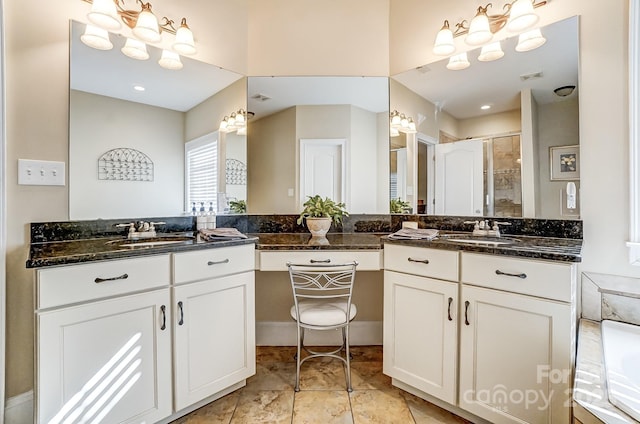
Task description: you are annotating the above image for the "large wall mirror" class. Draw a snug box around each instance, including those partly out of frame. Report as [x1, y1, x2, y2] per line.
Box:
[69, 20, 246, 220]
[391, 16, 579, 219]
[246, 76, 390, 214]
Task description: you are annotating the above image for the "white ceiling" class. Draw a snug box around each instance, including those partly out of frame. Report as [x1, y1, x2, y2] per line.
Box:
[392, 16, 579, 120]
[247, 76, 389, 121]
[70, 20, 243, 112]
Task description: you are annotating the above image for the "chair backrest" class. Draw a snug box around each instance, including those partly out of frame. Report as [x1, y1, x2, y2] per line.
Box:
[287, 261, 358, 310]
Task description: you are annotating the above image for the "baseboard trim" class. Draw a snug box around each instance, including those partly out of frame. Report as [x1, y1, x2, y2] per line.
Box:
[5, 391, 33, 424]
[256, 320, 382, 346]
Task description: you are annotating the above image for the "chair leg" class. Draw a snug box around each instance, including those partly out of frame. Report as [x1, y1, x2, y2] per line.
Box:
[345, 324, 352, 392]
[295, 324, 303, 392]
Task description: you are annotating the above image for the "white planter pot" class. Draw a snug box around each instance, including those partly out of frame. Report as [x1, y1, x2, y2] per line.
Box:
[305, 217, 332, 237]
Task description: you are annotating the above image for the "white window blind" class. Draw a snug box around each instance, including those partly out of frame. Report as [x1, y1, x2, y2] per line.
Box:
[185, 133, 217, 212]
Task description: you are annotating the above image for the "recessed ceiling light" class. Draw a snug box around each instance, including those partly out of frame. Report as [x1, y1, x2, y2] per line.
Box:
[133, 85, 145, 92]
[481, 104, 491, 110]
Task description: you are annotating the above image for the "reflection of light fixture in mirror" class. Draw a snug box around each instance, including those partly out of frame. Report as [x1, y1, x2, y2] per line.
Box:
[172, 18, 196, 55]
[515, 28, 546, 52]
[478, 41, 504, 61]
[158, 49, 183, 70]
[506, 0, 540, 32]
[87, 0, 121, 30]
[553, 85, 576, 97]
[389, 110, 416, 136]
[80, 24, 113, 50]
[433, 0, 547, 56]
[466, 5, 493, 46]
[121, 37, 149, 60]
[446, 52, 470, 70]
[220, 109, 252, 133]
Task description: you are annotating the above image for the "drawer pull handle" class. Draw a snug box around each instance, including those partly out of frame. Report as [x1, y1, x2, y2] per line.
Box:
[178, 301, 184, 326]
[160, 305, 167, 331]
[447, 297, 453, 321]
[310, 259, 331, 263]
[94, 273, 128, 283]
[495, 269, 527, 279]
[207, 259, 230, 266]
[464, 301, 470, 326]
[408, 258, 429, 264]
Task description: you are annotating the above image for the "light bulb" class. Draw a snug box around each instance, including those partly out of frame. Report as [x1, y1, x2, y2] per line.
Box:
[87, 0, 121, 30]
[507, 0, 539, 32]
[81, 24, 113, 50]
[465, 6, 493, 46]
[158, 49, 183, 70]
[478, 42, 504, 61]
[121, 37, 149, 60]
[133, 4, 161, 43]
[172, 18, 196, 55]
[433, 20, 455, 56]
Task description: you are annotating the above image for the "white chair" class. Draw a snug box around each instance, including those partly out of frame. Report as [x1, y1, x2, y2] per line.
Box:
[287, 261, 358, 392]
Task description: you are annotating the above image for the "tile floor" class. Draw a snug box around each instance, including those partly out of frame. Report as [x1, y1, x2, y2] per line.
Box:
[172, 345, 470, 424]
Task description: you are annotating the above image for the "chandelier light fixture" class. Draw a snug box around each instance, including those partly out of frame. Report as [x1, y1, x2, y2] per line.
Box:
[433, 0, 548, 70]
[389, 110, 417, 136]
[80, 0, 197, 70]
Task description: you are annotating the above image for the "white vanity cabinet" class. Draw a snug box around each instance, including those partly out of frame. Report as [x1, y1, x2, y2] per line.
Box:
[36, 255, 173, 424]
[383, 244, 459, 404]
[459, 252, 576, 424]
[172, 244, 256, 411]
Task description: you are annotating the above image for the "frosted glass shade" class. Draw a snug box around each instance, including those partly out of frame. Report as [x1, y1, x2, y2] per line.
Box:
[121, 38, 149, 60]
[516, 28, 546, 52]
[158, 49, 183, 70]
[80, 24, 113, 50]
[507, 0, 539, 32]
[446, 53, 470, 70]
[433, 21, 455, 56]
[133, 8, 161, 43]
[173, 20, 196, 55]
[478, 42, 504, 61]
[465, 10, 492, 46]
[87, 0, 121, 30]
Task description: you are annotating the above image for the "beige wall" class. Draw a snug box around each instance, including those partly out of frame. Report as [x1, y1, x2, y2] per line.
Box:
[458, 110, 521, 140]
[3, 0, 636, 400]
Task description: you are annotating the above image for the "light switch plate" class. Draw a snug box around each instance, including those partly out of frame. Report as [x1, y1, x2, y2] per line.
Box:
[18, 159, 66, 186]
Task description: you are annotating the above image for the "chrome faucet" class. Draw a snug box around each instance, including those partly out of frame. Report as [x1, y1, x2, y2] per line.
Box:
[464, 220, 511, 237]
[115, 221, 165, 239]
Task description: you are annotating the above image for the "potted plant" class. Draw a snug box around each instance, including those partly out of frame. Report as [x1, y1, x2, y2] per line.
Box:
[390, 198, 411, 214]
[229, 199, 247, 214]
[297, 195, 349, 237]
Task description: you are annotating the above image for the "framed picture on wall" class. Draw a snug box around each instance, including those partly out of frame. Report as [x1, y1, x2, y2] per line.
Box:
[550, 145, 580, 180]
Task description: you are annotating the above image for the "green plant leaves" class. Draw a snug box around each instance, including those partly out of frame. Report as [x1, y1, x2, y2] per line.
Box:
[297, 195, 349, 225]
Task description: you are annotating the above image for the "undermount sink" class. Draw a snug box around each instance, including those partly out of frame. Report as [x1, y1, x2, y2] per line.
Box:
[108, 234, 195, 248]
[438, 234, 521, 247]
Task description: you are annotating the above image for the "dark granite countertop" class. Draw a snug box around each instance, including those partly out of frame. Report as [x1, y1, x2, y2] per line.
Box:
[26, 232, 258, 269]
[251, 232, 582, 263]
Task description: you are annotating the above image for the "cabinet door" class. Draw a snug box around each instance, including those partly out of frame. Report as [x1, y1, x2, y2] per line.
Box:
[37, 289, 172, 424]
[383, 270, 458, 404]
[459, 285, 573, 424]
[173, 271, 255, 410]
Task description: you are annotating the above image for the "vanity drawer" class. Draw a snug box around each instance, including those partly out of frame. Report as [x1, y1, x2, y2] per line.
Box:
[258, 250, 382, 271]
[384, 244, 459, 281]
[173, 244, 255, 284]
[460, 252, 576, 302]
[37, 255, 171, 309]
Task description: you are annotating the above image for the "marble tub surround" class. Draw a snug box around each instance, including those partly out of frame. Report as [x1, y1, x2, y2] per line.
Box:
[574, 320, 638, 424]
[218, 214, 583, 239]
[581, 272, 640, 324]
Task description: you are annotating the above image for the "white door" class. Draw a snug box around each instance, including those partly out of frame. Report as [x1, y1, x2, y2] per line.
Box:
[459, 285, 572, 424]
[435, 139, 484, 215]
[383, 271, 458, 404]
[37, 289, 172, 424]
[300, 139, 345, 206]
[173, 271, 255, 410]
